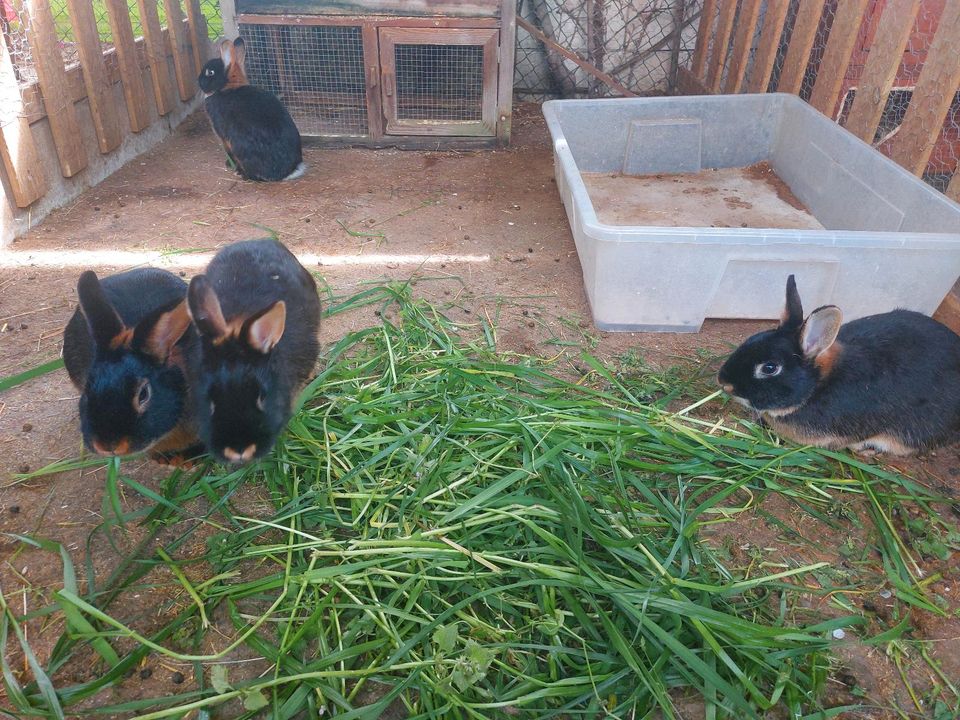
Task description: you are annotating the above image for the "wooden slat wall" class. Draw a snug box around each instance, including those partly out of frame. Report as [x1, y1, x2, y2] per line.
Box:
[844, 0, 922, 142]
[722, 0, 763, 94]
[1, 0, 206, 216]
[23, 0, 88, 177]
[887, 0, 960, 175]
[704, 0, 737, 92]
[65, 0, 124, 152]
[104, 0, 152, 132]
[808, 0, 872, 117]
[0, 38, 47, 206]
[745, 0, 789, 94]
[162, 0, 198, 101]
[138, 0, 178, 115]
[776, 0, 826, 94]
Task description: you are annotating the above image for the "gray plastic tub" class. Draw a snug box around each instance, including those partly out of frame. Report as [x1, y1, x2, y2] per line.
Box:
[543, 93, 960, 332]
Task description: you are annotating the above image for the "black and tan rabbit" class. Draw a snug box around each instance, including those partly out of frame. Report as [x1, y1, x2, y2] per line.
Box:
[186, 239, 320, 464]
[63, 269, 203, 463]
[198, 37, 304, 182]
[717, 275, 960, 455]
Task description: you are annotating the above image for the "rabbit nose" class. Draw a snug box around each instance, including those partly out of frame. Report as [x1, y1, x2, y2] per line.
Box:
[223, 444, 257, 463]
[92, 438, 130, 455]
[722, 384, 734, 394]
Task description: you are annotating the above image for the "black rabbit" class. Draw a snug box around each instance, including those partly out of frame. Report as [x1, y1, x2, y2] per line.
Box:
[186, 239, 320, 464]
[63, 269, 203, 463]
[198, 37, 305, 182]
[717, 275, 960, 455]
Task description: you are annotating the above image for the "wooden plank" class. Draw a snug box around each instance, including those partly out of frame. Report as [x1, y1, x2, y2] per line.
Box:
[722, 0, 763, 93]
[65, 0, 124, 153]
[888, 0, 960, 175]
[809, 0, 872, 117]
[705, 0, 737, 92]
[745, 0, 789, 93]
[948, 170, 960, 204]
[933, 279, 960, 334]
[23, 0, 88, 177]
[496, 0, 516, 145]
[235, 0, 500, 17]
[0, 37, 47, 207]
[162, 0, 196, 101]
[689, 0, 716, 79]
[103, 0, 151, 132]
[184, 0, 207, 74]
[361, 23, 383, 139]
[845, 0, 921, 142]
[777, 0, 826, 94]
[677, 65, 710, 95]
[516, 15, 636, 97]
[137, 0, 177, 115]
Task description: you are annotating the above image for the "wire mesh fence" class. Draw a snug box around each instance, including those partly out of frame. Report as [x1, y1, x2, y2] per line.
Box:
[514, 0, 698, 98]
[1, 0, 222, 85]
[690, 0, 960, 195]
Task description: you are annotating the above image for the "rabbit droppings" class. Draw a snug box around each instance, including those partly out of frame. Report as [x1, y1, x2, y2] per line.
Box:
[187, 239, 320, 464]
[198, 38, 305, 182]
[717, 275, 960, 456]
[63, 269, 203, 463]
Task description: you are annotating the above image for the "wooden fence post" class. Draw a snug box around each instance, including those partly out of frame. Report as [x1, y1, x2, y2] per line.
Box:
[137, 0, 177, 115]
[723, 0, 764, 94]
[65, 0, 124, 152]
[163, 0, 197, 101]
[888, 0, 960, 175]
[705, 0, 737, 92]
[809, 0, 872, 117]
[746, 0, 789, 93]
[689, 0, 716, 80]
[777, 0, 826, 94]
[844, 0, 922, 143]
[0, 37, 46, 207]
[104, 0, 152, 132]
[23, 0, 88, 176]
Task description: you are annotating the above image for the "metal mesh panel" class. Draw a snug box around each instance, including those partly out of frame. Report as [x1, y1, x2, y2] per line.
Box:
[240, 22, 368, 137]
[394, 44, 484, 121]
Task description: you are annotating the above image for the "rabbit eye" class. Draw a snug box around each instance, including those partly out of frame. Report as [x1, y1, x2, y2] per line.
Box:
[209, 400, 216, 415]
[754, 362, 783, 379]
[256, 394, 266, 412]
[205, 68, 215, 77]
[135, 380, 152, 412]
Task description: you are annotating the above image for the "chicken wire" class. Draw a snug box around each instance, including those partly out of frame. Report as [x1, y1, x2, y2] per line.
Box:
[692, 0, 960, 194]
[1, 0, 222, 86]
[514, 0, 699, 98]
[395, 44, 485, 122]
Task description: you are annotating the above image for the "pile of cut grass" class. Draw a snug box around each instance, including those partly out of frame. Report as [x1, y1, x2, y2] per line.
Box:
[1, 284, 947, 719]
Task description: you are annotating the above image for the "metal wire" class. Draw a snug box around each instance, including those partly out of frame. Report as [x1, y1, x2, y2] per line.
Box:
[240, 22, 368, 137]
[395, 43, 485, 122]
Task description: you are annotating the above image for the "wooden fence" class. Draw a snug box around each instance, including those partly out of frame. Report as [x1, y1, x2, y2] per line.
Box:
[679, 0, 960, 203]
[0, 0, 210, 210]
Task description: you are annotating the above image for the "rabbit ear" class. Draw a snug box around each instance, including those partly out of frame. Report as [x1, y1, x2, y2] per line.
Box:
[232, 37, 246, 68]
[800, 306, 842, 359]
[77, 271, 127, 350]
[242, 301, 286, 354]
[219, 38, 233, 66]
[780, 275, 803, 330]
[135, 300, 191, 363]
[188, 275, 228, 340]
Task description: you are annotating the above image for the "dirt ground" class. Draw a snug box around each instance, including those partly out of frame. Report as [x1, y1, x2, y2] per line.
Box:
[0, 103, 958, 717]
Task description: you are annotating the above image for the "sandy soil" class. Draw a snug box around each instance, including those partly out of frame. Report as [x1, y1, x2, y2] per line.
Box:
[0, 103, 957, 718]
